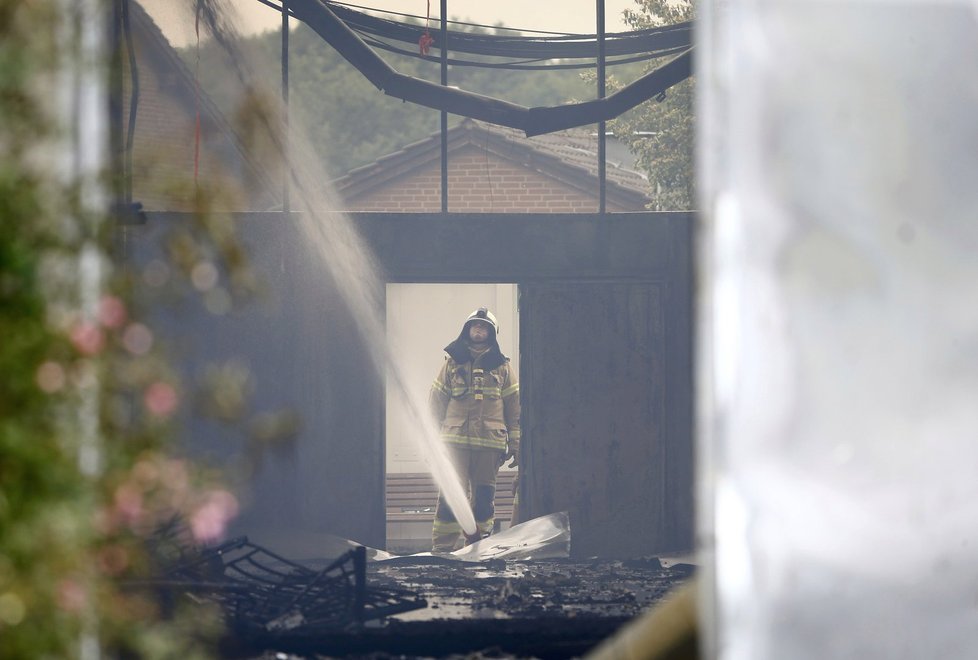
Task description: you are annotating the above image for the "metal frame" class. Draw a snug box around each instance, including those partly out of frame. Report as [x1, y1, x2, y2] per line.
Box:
[275, 0, 691, 214]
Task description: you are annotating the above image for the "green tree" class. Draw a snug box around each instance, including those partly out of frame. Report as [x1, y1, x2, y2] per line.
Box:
[611, 0, 695, 210]
[188, 21, 593, 178]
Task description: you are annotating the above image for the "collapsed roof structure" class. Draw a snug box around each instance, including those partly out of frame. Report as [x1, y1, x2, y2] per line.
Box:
[249, 0, 693, 137]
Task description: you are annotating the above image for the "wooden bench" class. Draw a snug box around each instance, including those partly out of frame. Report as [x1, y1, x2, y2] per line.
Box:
[386, 471, 517, 527]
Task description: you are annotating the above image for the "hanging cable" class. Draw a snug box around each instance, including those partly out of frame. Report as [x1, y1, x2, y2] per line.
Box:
[439, 0, 448, 212]
[358, 34, 688, 70]
[259, 0, 691, 62]
[327, 2, 692, 60]
[282, 0, 290, 211]
[121, 0, 139, 204]
[274, 0, 693, 137]
[194, 1, 203, 190]
[326, 0, 591, 35]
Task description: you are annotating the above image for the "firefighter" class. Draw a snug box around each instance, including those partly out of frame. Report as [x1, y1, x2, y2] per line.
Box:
[429, 307, 520, 552]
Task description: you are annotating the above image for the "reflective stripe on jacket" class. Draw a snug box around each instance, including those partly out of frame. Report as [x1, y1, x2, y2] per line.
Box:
[429, 354, 520, 452]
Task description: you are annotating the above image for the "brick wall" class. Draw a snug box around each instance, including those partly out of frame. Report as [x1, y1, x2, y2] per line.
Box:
[342, 145, 629, 213]
[124, 30, 275, 212]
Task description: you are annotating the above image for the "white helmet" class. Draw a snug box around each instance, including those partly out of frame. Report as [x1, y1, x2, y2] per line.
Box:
[464, 307, 499, 336]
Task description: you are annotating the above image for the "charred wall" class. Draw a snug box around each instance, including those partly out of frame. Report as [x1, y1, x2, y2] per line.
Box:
[129, 213, 386, 553]
[131, 211, 693, 558]
[359, 211, 695, 557]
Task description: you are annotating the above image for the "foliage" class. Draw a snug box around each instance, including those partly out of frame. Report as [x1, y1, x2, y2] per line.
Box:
[186, 20, 594, 177]
[0, 2, 266, 657]
[610, 0, 696, 210]
[0, 6, 97, 655]
[185, 4, 694, 206]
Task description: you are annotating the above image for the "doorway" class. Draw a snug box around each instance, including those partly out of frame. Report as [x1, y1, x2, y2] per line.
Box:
[385, 283, 519, 472]
[385, 283, 519, 551]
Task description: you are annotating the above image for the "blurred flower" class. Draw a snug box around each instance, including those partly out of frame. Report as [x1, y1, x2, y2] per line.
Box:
[56, 579, 87, 613]
[70, 320, 105, 356]
[35, 361, 66, 393]
[190, 490, 239, 544]
[97, 295, 127, 328]
[144, 382, 178, 418]
[191, 261, 219, 291]
[132, 457, 161, 487]
[113, 483, 143, 526]
[204, 287, 232, 315]
[122, 323, 153, 355]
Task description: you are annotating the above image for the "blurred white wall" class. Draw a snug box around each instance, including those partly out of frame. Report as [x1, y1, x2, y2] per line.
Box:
[699, 1, 978, 657]
[386, 283, 519, 473]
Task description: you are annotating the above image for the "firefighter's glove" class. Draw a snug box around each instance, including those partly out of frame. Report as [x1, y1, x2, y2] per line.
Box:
[504, 442, 519, 468]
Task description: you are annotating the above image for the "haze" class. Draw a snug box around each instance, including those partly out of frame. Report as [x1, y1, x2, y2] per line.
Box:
[141, 0, 637, 47]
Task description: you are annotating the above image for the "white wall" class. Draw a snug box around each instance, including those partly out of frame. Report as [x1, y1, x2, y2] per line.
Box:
[700, 2, 978, 657]
[386, 284, 519, 474]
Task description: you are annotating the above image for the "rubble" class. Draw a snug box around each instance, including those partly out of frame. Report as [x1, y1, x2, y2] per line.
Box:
[139, 519, 694, 659]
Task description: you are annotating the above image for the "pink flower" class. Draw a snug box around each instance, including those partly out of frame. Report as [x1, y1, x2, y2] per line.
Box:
[122, 323, 153, 355]
[144, 382, 178, 417]
[57, 579, 87, 613]
[190, 490, 240, 544]
[70, 321, 105, 356]
[113, 483, 144, 525]
[98, 296, 127, 328]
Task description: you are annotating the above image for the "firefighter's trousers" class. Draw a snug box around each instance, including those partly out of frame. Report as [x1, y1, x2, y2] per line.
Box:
[432, 445, 503, 552]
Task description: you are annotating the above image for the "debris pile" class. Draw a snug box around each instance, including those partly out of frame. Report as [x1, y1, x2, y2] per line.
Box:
[141, 535, 426, 645]
[133, 518, 694, 658]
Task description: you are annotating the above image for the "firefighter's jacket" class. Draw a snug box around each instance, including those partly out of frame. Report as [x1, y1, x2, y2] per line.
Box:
[429, 340, 520, 454]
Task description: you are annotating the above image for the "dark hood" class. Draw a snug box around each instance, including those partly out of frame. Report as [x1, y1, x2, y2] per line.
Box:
[444, 323, 507, 369]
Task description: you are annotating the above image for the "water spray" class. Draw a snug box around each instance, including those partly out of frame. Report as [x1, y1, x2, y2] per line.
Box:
[193, 0, 478, 538]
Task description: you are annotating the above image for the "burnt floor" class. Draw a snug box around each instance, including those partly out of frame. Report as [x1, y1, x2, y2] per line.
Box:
[229, 555, 695, 659]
